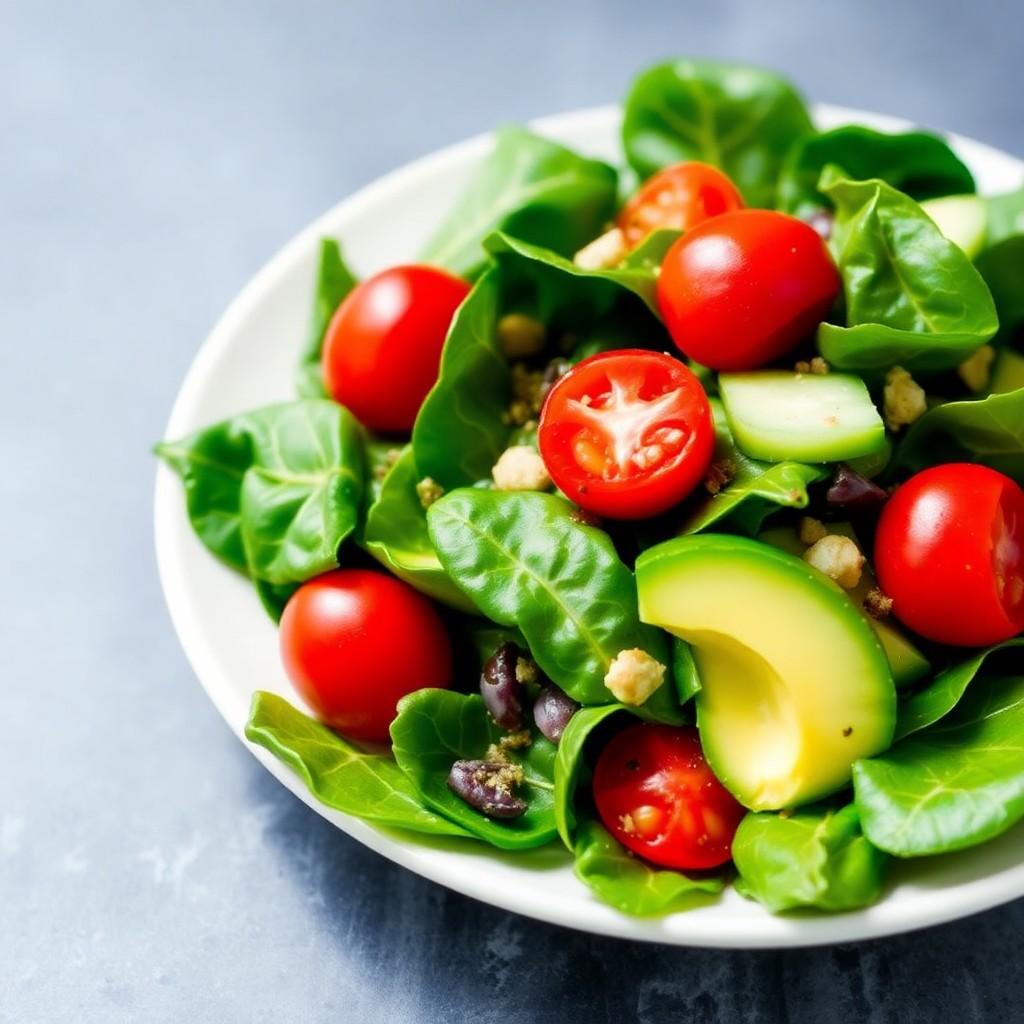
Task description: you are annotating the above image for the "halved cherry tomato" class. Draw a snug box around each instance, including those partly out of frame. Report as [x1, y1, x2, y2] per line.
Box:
[657, 209, 841, 371]
[593, 724, 745, 871]
[280, 569, 452, 743]
[617, 161, 744, 248]
[875, 463, 1024, 646]
[322, 264, 470, 432]
[537, 349, 714, 519]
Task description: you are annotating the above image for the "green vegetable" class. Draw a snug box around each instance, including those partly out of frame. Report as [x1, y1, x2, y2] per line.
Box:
[623, 58, 813, 208]
[895, 639, 1024, 740]
[254, 579, 297, 623]
[296, 239, 357, 398]
[919, 194, 988, 259]
[985, 185, 1024, 247]
[420, 125, 618, 279]
[992, 349, 1024, 395]
[818, 173, 998, 374]
[362, 447, 476, 611]
[245, 692, 471, 837]
[671, 637, 701, 704]
[427, 489, 679, 722]
[976, 236, 1024, 345]
[412, 268, 509, 489]
[573, 820, 724, 916]
[854, 675, 1024, 856]
[553, 705, 625, 849]
[891, 387, 1024, 484]
[777, 126, 974, 220]
[157, 400, 365, 585]
[733, 805, 888, 913]
[389, 689, 558, 849]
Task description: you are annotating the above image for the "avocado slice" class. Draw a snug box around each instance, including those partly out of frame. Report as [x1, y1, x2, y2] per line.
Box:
[636, 535, 896, 810]
[920, 194, 988, 259]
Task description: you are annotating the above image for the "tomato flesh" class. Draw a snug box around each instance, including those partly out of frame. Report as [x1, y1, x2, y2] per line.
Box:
[593, 724, 745, 871]
[538, 349, 714, 519]
[875, 463, 1024, 646]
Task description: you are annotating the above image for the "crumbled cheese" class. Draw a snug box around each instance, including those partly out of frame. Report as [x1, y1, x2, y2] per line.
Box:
[957, 345, 996, 394]
[514, 657, 538, 685]
[603, 649, 666, 706]
[864, 587, 894, 619]
[703, 459, 736, 495]
[804, 534, 865, 589]
[492, 446, 551, 491]
[497, 313, 547, 359]
[415, 477, 445, 508]
[573, 227, 628, 271]
[799, 516, 828, 546]
[883, 366, 927, 431]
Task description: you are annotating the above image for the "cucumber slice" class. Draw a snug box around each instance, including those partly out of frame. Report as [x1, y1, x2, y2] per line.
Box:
[719, 372, 886, 463]
[920, 194, 987, 259]
[991, 348, 1024, 395]
[846, 436, 892, 479]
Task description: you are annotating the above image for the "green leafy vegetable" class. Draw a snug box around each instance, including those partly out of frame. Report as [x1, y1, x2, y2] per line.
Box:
[985, 185, 1024, 247]
[296, 239, 357, 398]
[427, 489, 677, 720]
[254, 579, 298, 623]
[553, 705, 625, 848]
[363, 447, 476, 611]
[732, 804, 887, 913]
[157, 400, 365, 584]
[389, 689, 557, 849]
[777, 126, 974, 220]
[891, 388, 1024, 483]
[419, 125, 618, 279]
[976, 236, 1024, 345]
[895, 639, 1024, 740]
[622, 58, 813, 208]
[671, 637, 702, 704]
[573, 820, 724, 916]
[818, 173, 998, 373]
[854, 675, 1024, 856]
[245, 691, 471, 837]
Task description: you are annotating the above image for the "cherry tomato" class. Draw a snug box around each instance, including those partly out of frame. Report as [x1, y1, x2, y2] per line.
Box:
[875, 463, 1024, 647]
[593, 724, 745, 871]
[617, 161, 744, 248]
[657, 209, 841, 371]
[322, 264, 470, 432]
[537, 349, 714, 520]
[279, 569, 452, 743]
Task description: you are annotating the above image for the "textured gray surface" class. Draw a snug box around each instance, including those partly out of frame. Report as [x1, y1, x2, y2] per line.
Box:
[3, 1, 1022, 1021]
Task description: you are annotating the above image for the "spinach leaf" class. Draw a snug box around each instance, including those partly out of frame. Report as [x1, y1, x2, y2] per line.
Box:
[677, 400, 826, 535]
[818, 173, 998, 374]
[296, 239, 357, 398]
[389, 689, 557, 849]
[986, 186, 1024, 247]
[363, 446, 476, 611]
[245, 691, 471, 837]
[890, 388, 1024, 483]
[732, 805, 888, 913]
[777, 127, 974, 220]
[895, 639, 1024, 740]
[254, 579, 298, 623]
[854, 675, 1024, 856]
[976, 236, 1024, 345]
[671, 636, 702, 704]
[419, 125, 618, 279]
[554, 705, 626, 849]
[573, 820, 724, 916]
[427, 489, 677, 718]
[412, 268, 509, 490]
[622, 58, 813, 208]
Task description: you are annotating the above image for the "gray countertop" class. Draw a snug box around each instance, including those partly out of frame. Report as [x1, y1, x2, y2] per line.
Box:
[3, 1, 1022, 1020]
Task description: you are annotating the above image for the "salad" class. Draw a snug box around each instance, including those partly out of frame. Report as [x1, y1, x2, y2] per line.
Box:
[158, 58, 1024, 919]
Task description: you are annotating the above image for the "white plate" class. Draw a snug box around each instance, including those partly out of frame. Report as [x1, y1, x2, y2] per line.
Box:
[155, 103, 1024, 948]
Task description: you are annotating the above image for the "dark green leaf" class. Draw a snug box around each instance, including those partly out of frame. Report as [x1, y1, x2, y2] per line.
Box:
[854, 675, 1024, 856]
[253, 579, 298, 623]
[976, 236, 1024, 345]
[573, 820, 724, 916]
[296, 239, 357, 398]
[818, 173, 998, 374]
[671, 636, 702, 704]
[985, 186, 1024, 247]
[389, 689, 557, 849]
[733, 804, 888, 913]
[777, 127, 974, 220]
[245, 691, 471, 837]
[419, 125, 618, 279]
[622, 58, 813, 208]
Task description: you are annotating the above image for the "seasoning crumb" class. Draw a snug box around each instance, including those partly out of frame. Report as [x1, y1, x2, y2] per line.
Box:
[515, 657, 538, 686]
[799, 516, 828, 546]
[704, 459, 736, 495]
[373, 447, 403, 480]
[415, 477, 445, 508]
[883, 366, 927, 431]
[864, 587, 894, 619]
[810, 356, 830, 375]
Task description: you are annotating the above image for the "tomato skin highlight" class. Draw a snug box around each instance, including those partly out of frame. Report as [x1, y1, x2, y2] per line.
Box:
[279, 569, 453, 743]
[537, 349, 714, 520]
[656, 210, 841, 371]
[875, 464, 1024, 647]
[593, 724, 745, 871]
[322, 264, 470, 432]
[617, 161, 744, 248]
